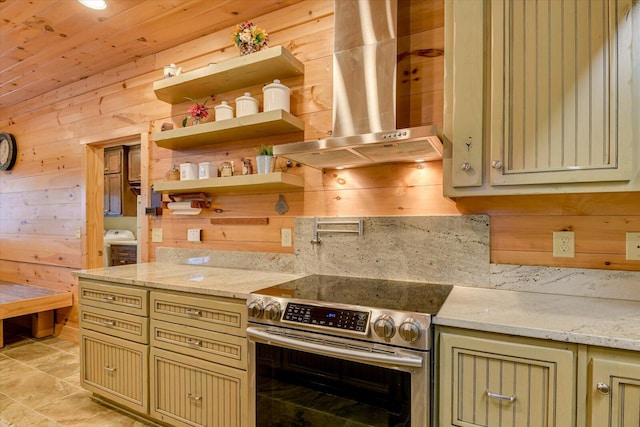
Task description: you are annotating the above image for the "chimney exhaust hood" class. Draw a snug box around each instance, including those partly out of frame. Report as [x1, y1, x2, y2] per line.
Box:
[274, 0, 443, 170]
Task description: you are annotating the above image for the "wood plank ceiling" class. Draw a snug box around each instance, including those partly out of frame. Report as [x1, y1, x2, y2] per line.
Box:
[0, 0, 303, 109]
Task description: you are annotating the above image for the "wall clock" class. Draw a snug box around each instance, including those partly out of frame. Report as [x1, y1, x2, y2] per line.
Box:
[0, 132, 17, 171]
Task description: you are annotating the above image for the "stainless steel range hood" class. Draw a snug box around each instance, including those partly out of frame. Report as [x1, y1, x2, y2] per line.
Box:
[274, 0, 443, 170]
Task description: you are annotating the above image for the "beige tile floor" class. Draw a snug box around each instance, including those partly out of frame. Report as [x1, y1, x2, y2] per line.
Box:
[0, 322, 152, 426]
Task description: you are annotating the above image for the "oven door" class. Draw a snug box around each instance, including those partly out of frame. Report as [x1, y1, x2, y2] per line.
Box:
[247, 325, 429, 427]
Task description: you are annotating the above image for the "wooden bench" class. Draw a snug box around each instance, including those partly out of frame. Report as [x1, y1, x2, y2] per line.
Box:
[0, 281, 73, 347]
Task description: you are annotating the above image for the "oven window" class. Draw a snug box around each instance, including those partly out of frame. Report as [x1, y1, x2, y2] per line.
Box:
[256, 343, 411, 427]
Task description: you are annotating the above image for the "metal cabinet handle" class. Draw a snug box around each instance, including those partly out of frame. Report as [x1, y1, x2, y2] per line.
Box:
[596, 382, 610, 395]
[102, 295, 115, 302]
[491, 160, 503, 169]
[102, 320, 115, 326]
[486, 391, 516, 403]
[461, 162, 472, 171]
[103, 366, 117, 372]
[186, 393, 202, 401]
[186, 338, 202, 346]
[185, 309, 201, 316]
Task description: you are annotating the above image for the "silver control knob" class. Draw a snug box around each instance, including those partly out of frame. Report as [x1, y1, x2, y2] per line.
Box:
[264, 301, 281, 320]
[398, 318, 422, 343]
[373, 315, 395, 340]
[247, 300, 264, 318]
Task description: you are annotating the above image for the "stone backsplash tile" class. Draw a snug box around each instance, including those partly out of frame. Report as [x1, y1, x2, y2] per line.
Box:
[155, 215, 640, 299]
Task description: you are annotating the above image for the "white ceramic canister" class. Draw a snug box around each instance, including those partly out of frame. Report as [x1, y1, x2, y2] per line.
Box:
[262, 79, 290, 112]
[198, 162, 217, 179]
[214, 101, 234, 121]
[180, 162, 198, 180]
[235, 92, 259, 117]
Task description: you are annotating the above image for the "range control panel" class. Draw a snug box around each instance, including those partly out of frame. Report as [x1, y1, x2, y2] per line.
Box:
[282, 302, 369, 334]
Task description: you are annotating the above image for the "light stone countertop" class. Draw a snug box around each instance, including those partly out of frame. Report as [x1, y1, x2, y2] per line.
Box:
[73, 262, 306, 300]
[74, 263, 640, 352]
[434, 286, 640, 352]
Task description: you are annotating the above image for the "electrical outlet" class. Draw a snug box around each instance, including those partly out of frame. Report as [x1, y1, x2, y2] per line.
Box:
[552, 231, 575, 258]
[75, 228, 81, 239]
[151, 228, 163, 243]
[281, 229, 292, 247]
[626, 232, 640, 261]
[188, 228, 201, 242]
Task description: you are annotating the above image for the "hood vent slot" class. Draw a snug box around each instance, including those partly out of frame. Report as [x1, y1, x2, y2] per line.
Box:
[274, 0, 442, 170]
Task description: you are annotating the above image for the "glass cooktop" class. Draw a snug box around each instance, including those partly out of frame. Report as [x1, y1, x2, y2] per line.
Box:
[253, 275, 453, 314]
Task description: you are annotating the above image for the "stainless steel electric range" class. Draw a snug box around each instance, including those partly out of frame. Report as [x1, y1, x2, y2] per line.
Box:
[246, 274, 453, 427]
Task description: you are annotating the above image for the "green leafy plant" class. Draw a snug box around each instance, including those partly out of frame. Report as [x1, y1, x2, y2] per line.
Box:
[256, 144, 273, 156]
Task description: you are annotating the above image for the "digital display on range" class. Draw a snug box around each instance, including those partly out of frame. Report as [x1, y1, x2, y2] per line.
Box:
[282, 302, 369, 333]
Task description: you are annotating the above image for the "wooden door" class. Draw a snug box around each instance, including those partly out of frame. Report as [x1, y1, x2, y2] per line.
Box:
[150, 347, 248, 427]
[80, 330, 149, 414]
[104, 173, 123, 216]
[439, 331, 575, 427]
[489, 0, 633, 186]
[589, 349, 640, 427]
[128, 145, 141, 183]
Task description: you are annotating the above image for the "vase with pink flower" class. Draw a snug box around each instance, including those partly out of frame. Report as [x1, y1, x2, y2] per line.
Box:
[231, 21, 269, 56]
[182, 97, 210, 127]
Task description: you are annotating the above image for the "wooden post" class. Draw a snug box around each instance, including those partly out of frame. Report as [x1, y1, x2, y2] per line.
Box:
[32, 310, 55, 338]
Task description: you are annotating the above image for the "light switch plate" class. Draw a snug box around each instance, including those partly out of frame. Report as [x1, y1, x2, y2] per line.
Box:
[281, 229, 292, 247]
[626, 232, 640, 260]
[188, 228, 201, 242]
[151, 228, 163, 243]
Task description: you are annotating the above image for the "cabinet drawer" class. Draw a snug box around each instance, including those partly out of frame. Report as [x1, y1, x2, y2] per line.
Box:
[79, 280, 148, 316]
[150, 319, 246, 370]
[110, 244, 137, 266]
[150, 291, 246, 337]
[439, 331, 575, 427]
[80, 306, 149, 344]
[80, 329, 148, 414]
[150, 347, 247, 427]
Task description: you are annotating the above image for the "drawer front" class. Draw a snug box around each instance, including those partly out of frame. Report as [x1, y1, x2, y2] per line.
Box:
[80, 306, 149, 344]
[79, 280, 148, 316]
[80, 329, 148, 414]
[150, 319, 246, 369]
[150, 291, 246, 337]
[110, 245, 137, 266]
[150, 347, 247, 427]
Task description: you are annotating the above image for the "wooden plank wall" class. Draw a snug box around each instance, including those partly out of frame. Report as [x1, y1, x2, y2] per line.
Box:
[0, 1, 638, 339]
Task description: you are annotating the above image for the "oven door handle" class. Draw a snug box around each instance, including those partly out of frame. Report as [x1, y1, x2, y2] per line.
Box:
[246, 327, 423, 368]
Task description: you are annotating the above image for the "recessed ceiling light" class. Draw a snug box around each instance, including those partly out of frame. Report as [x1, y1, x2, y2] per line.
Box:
[79, 0, 107, 10]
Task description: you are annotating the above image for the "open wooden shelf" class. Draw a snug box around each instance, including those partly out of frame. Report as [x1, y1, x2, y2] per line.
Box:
[153, 46, 304, 104]
[152, 172, 304, 195]
[153, 110, 304, 150]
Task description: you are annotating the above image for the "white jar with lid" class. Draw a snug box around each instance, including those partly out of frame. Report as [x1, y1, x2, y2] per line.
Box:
[235, 92, 259, 117]
[179, 162, 198, 180]
[214, 101, 234, 121]
[262, 79, 290, 112]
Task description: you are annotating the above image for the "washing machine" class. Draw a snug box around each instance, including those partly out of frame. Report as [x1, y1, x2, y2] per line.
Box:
[103, 229, 137, 267]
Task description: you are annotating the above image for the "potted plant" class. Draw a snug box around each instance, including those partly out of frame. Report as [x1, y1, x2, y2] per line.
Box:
[255, 144, 275, 174]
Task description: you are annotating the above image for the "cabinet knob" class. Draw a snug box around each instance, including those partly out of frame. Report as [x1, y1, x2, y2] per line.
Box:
[461, 163, 472, 171]
[596, 382, 610, 395]
[491, 160, 503, 169]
